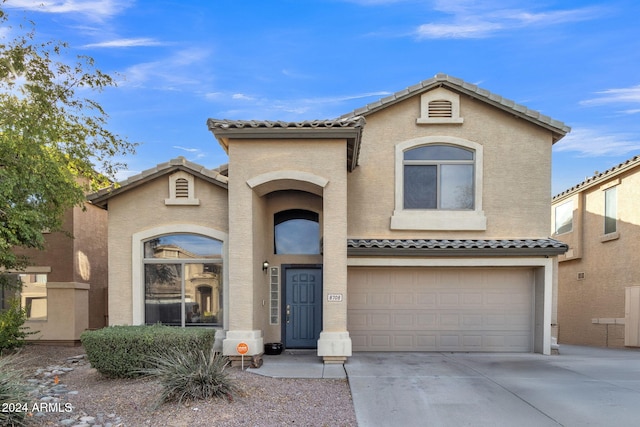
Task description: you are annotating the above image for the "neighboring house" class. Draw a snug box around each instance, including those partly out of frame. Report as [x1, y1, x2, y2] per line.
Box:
[2, 201, 108, 345]
[89, 74, 569, 363]
[552, 155, 640, 348]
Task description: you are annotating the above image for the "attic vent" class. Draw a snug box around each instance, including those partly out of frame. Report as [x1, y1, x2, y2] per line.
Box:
[428, 100, 453, 118]
[417, 87, 463, 125]
[165, 171, 199, 206]
[577, 272, 585, 280]
[175, 178, 189, 198]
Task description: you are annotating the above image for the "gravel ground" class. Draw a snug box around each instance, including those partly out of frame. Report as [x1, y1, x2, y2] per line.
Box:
[5, 345, 357, 427]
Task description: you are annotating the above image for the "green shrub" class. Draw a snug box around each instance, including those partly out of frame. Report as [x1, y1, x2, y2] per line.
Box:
[142, 347, 236, 407]
[80, 325, 216, 378]
[0, 354, 30, 427]
[0, 299, 35, 355]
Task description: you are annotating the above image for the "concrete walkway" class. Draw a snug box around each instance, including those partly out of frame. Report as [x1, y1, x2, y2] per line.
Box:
[247, 349, 346, 379]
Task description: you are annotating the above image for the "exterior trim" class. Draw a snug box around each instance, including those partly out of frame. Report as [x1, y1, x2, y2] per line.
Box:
[247, 170, 328, 197]
[392, 136, 486, 230]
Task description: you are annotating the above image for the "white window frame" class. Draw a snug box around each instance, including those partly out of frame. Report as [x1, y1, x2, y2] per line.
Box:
[132, 224, 228, 326]
[391, 136, 486, 230]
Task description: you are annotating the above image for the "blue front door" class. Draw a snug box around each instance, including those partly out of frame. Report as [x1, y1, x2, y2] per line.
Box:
[284, 267, 322, 348]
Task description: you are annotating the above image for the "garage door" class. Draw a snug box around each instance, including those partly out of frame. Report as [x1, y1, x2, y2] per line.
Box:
[348, 267, 534, 352]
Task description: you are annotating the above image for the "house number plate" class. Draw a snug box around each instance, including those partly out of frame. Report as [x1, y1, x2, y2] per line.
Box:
[327, 293, 343, 302]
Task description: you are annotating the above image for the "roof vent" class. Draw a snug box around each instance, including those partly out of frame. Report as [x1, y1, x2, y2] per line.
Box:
[417, 87, 463, 125]
[428, 100, 453, 118]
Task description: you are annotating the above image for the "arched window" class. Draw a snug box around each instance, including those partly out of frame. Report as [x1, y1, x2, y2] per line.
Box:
[143, 234, 223, 326]
[274, 209, 320, 255]
[392, 136, 486, 231]
[403, 144, 475, 210]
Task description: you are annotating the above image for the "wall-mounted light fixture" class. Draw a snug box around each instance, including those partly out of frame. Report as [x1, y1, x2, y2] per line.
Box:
[262, 260, 269, 272]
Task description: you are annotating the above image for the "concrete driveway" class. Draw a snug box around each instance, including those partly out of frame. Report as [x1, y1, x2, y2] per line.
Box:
[345, 345, 640, 427]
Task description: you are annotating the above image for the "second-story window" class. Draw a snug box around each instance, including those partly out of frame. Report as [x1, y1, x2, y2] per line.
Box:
[604, 187, 617, 234]
[403, 144, 474, 210]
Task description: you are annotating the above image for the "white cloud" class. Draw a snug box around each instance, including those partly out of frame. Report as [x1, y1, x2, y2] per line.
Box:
[416, 2, 601, 39]
[117, 48, 211, 89]
[173, 146, 205, 159]
[82, 38, 165, 48]
[3, 0, 131, 20]
[581, 85, 640, 106]
[172, 146, 199, 153]
[232, 93, 254, 101]
[340, 0, 408, 5]
[554, 128, 640, 157]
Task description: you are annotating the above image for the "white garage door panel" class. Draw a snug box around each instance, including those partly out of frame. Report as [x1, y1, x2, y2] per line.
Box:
[348, 268, 534, 352]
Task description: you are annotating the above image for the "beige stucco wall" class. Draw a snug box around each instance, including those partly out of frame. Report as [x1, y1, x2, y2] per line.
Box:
[107, 174, 228, 325]
[348, 89, 554, 239]
[25, 282, 89, 344]
[73, 203, 108, 329]
[226, 139, 347, 353]
[261, 191, 323, 343]
[554, 166, 640, 347]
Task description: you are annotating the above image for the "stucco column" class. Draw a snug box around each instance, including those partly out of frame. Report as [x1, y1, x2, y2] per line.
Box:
[318, 175, 352, 362]
[222, 165, 263, 357]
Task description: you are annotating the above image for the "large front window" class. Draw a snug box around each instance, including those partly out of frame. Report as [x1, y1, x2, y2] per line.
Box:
[403, 145, 474, 210]
[143, 234, 222, 326]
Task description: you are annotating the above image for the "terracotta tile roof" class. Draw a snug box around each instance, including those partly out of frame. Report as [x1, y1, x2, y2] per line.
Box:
[553, 154, 640, 200]
[347, 238, 568, 256]
[340, 73, 570, 143]
[88, 156, 227, 208]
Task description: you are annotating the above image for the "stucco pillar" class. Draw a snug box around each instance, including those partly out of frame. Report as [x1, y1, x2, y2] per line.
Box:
[223, 165, 263, 357]
[317, 173, 352, 362]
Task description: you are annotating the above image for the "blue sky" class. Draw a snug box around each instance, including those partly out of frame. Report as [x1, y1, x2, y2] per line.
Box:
[3, 0, 640, 195]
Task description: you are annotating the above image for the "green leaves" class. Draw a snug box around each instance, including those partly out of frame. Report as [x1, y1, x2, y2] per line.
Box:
[0, 5, 137, 270]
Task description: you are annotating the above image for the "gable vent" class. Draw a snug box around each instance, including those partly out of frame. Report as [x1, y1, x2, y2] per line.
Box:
[175, 178, 189, 198]
[428, 100, 453, 118]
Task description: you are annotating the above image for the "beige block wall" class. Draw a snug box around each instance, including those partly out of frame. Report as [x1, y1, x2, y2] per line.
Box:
[107, 175, 228, 325]
[555, 167, 640, 347]
[348, 91, 554, 239]
[227, 139, 347, 333]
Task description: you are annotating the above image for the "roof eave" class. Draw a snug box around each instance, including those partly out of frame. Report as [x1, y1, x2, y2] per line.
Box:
[340, 74, 570, 143]
[347, 246, 568, 257]
[206, 119, 365, 172]
[87, 163, 228, 209]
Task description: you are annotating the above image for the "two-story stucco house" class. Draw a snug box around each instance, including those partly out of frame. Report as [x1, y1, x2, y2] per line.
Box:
[89, 74, 569, 364]
[552, 155, 640, 348]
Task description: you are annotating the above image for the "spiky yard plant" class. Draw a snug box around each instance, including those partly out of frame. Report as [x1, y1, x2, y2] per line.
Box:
[142, 347, 237, 407]
[0, 354, 30, 427]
